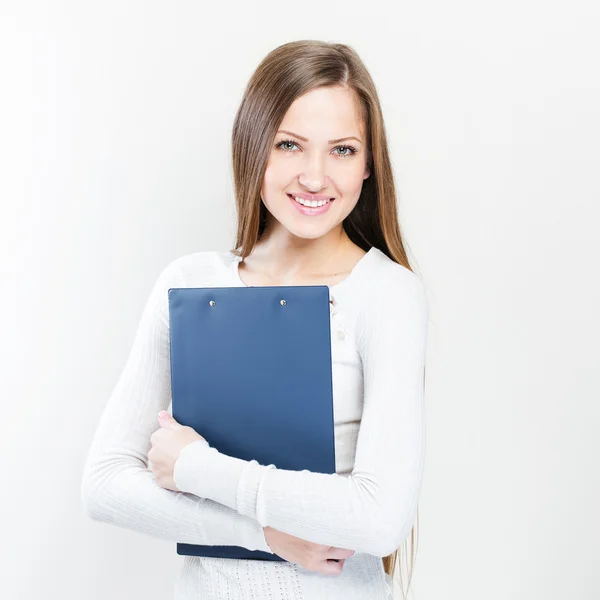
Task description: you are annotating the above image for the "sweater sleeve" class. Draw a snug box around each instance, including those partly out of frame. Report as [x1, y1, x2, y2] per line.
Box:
[173, 267, 429, 557]
[80, 257, 272, 554]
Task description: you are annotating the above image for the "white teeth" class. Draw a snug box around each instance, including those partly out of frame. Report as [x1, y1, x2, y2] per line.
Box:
[292, 195, 331, 207]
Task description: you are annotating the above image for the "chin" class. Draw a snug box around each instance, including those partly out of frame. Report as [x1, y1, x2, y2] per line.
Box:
[287, 224, 336, 240]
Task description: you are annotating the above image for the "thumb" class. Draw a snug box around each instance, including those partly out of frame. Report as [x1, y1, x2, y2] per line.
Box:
[158, 410, 182, 429]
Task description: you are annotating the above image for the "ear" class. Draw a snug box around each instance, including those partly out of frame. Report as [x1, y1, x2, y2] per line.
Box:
[363, 155, 371, 180]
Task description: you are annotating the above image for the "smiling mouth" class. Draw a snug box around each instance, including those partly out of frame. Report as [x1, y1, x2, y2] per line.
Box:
[287, 194, 335, 207]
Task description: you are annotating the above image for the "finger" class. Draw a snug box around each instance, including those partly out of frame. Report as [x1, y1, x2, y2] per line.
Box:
[318, 558, 345, 575]
[326, 547, 355, 560]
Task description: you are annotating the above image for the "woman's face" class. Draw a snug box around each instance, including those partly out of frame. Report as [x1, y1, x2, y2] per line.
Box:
[260, 85, 371, 241]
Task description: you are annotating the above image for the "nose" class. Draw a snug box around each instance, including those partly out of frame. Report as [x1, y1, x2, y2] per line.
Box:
[298, 153, 327, 191]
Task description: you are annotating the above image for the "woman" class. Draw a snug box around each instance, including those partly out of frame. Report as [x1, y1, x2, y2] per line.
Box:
[81, 40, 429, 600]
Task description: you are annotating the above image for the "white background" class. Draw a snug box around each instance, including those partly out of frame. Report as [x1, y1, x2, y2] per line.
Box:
[1, 1, 599, 599]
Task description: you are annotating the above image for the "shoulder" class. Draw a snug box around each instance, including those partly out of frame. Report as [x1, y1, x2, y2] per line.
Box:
[147, 250, 235, 323]
[366, 249, 428, 306]
[356, 250, 429, 341]
[155, 249, 235, 288]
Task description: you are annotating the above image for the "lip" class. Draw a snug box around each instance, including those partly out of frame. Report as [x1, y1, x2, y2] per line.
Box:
[288, 193, 334, 216]
[288, 192, 335, 201]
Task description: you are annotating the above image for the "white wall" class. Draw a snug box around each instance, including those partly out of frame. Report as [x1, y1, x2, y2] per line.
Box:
[1, 1, 598, 599]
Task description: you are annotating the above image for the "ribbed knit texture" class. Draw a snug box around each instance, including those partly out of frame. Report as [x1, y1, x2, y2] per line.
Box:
[81, 246, 429, 599]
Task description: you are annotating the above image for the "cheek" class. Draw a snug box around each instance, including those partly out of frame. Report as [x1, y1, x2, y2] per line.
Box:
[262, 164, 285, 192]
[261, 166, 280, 207]
[263, 165, 274, 183]
[342, 168, 369, 194]
[263, 159, 292, 182]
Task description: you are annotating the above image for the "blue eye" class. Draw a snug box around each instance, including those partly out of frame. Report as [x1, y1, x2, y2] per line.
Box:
[277, 140, 299, 152]
[275, 139, 357, 158]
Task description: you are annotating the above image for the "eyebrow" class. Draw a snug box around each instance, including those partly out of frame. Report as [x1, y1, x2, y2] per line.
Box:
[277, 130, 362, 144]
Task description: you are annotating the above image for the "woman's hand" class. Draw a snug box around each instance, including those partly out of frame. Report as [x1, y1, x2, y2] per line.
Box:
[149, 411, 207, 491]
[263, 526, 355, 575]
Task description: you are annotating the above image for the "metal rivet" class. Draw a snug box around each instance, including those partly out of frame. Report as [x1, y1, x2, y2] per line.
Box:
[280, 299, 286, 306]
[209, 300, 215, 307]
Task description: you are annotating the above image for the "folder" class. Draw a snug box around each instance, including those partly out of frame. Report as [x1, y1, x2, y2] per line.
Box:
[167, 285, 336, 561]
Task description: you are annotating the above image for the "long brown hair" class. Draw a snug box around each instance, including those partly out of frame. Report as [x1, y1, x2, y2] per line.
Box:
[229, 39, 424, 599]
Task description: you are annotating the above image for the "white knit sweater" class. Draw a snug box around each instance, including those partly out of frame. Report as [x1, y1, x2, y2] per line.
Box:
[81, 246, 429, 599]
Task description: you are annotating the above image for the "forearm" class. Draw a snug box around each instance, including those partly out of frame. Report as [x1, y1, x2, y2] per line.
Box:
[81, 457, 272, 552]
[174, 442, 421, 557]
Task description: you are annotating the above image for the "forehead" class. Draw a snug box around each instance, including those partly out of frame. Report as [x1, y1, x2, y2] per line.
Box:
[279, 87, 364, 138]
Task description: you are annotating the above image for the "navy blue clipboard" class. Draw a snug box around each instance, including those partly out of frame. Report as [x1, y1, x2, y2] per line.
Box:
[167, 285, 336, 561]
